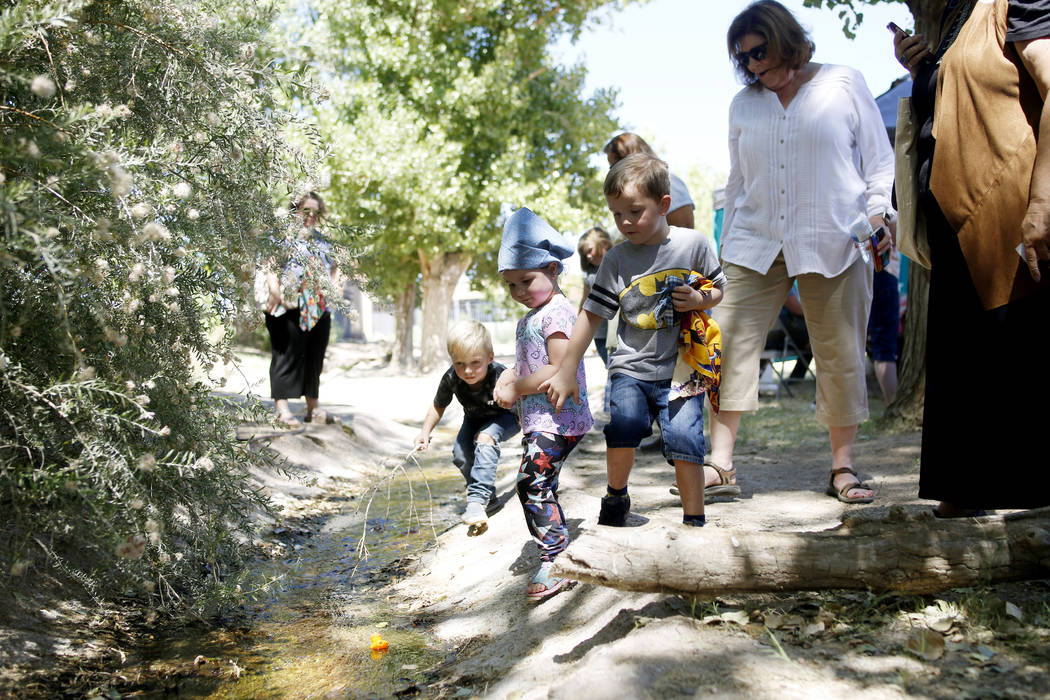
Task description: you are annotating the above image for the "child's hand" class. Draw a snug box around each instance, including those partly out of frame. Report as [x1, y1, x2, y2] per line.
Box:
[672, 284, 707, 312]
[413, 432, 430, 451]
[494, 368, 519, 408]
[540, 366, 579, 414]
[494, 385, 517, 409]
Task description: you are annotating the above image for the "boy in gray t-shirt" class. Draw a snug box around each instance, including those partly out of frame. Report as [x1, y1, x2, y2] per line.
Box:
[544, 153, 727, 527]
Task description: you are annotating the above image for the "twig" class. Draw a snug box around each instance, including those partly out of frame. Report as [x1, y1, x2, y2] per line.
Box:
[352, 446, 436, 567]
[82, 19, 201, 66]
[37, 29, 65, 109]
[0, 105, 69, 133]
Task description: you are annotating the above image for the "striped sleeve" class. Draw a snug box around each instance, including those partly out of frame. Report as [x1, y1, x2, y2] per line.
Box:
[581, 250, 621, 320]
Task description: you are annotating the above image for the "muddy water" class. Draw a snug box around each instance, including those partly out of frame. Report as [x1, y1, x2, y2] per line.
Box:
[129, 456, 464, 699]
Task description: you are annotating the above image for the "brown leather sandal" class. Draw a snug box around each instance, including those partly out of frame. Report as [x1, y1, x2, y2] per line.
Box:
[826, 467, 874, 504]
[669, 461, 741, 497]
[703, 461, 741, 497]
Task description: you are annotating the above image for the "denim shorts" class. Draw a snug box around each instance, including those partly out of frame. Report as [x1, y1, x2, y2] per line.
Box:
[603, 373, 706, 465]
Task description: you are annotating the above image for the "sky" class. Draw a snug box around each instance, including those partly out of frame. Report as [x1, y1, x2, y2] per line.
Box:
[554, 0, 916, 175]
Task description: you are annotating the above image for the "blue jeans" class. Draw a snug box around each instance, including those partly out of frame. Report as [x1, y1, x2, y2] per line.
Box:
[603, 374, 706, 465]
[453, 412, 520, 504]
[867, 269, 900, 362]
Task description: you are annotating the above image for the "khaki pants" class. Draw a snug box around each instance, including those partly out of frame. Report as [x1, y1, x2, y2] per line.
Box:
[714, 256, 872, 427]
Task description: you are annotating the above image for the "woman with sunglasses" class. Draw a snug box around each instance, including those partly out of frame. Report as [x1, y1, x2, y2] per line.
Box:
[708, 1, 894, 504]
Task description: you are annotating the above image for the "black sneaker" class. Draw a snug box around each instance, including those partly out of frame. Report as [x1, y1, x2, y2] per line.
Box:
[485, 494, 502, 515]
[598, 493, 630, 526]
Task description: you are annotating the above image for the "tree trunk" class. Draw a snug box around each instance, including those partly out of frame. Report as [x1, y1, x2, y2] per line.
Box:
[908, 0, 948, 40]
[884, 264, 928, 426]
[418, 251, 472, 372]
[391, 284, 417, 372]
[553, 506, 1050, 595]
[881, 0, 947, 427]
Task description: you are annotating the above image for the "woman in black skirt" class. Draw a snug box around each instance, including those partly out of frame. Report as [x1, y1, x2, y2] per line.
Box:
[264, 192, 335, 425]
[893, 0, 1050, 516]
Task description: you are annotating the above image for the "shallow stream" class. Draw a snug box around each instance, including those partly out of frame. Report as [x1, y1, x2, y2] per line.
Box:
[125, 452, 463, 699]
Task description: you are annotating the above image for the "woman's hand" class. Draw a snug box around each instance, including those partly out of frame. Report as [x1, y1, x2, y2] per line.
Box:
[1021, 200, 1050, 281]
[893, 29, 930, 78]
[869, 214, 894, 257]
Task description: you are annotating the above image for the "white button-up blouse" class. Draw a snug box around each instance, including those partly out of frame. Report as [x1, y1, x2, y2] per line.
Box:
[722, 64, 895, 278]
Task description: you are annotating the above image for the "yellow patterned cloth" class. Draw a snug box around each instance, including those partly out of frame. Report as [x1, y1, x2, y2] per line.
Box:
[669, 276, 721, 410]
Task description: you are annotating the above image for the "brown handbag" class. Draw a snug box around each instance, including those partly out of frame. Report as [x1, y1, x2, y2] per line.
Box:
[893, 96, 931, 269]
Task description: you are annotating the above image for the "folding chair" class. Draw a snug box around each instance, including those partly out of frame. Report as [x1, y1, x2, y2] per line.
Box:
[758, 314, 814, 398]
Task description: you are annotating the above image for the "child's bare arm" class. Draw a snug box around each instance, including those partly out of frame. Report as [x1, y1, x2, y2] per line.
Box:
[414, 404, 445, 450]
[539, 310, 603, 412]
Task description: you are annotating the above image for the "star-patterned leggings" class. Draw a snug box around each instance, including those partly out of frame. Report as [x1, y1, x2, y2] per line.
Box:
[516, 431, 582, 562]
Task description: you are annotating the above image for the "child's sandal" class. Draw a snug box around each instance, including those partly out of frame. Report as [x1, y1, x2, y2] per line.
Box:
[526, 561, 568, 600]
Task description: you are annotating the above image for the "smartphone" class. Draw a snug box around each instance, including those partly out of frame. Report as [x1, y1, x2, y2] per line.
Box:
[887, 21, 906, 35]
[871, 228, 890, 272]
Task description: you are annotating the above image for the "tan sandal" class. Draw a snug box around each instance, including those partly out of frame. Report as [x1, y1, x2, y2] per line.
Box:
[669, 461, 741, 497]
[826, 467, 874, 504]
[703, 461, 741, 497]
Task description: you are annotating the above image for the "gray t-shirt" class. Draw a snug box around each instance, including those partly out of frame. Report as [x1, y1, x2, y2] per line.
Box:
[583, 270, 608, 340]
[583, 227, 726, 381]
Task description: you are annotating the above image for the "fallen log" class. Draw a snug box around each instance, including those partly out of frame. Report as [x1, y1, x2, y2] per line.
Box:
[552, 506, 1050, 595]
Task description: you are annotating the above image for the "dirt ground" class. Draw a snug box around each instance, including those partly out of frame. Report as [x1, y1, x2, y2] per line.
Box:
[257, 341, 1050, 699]
[3, 340, 1049, 699]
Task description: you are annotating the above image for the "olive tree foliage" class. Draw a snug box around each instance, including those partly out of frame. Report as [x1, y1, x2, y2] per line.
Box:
[802, 0, 946, 37]
[0, 0, 329, 610]
[284, 0, 628, 370]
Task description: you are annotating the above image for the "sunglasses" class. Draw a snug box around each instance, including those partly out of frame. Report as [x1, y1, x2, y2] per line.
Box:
[735, 43, 768, 66]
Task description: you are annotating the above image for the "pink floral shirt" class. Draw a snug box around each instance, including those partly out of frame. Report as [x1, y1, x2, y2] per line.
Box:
[515, 294, 593, 436]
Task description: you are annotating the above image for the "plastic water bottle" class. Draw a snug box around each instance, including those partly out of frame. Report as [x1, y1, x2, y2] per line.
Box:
[848, 216, 874, 265]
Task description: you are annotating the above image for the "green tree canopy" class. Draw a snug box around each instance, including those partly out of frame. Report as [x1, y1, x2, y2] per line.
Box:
[287, 0, 629, 369]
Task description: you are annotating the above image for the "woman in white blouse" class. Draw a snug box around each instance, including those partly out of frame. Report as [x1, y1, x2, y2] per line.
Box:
[708, 0, 894, 504]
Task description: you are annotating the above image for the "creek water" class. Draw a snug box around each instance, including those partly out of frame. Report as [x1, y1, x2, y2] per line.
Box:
[126, 454, 464, 699]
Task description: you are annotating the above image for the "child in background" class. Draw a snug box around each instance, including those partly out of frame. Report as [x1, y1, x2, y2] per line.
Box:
[493, 208, 593, 600]
[577, 227, 614, 365]
[414, 320, 519, 536]
[544, 153, 728, 528]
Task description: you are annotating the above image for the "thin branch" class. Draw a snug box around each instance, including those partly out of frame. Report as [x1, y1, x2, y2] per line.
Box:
[25, 174, 90, 219]
[37, 29, 65, 109]
[83, 19, 202, 68]
[0, 105, 70, 133]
